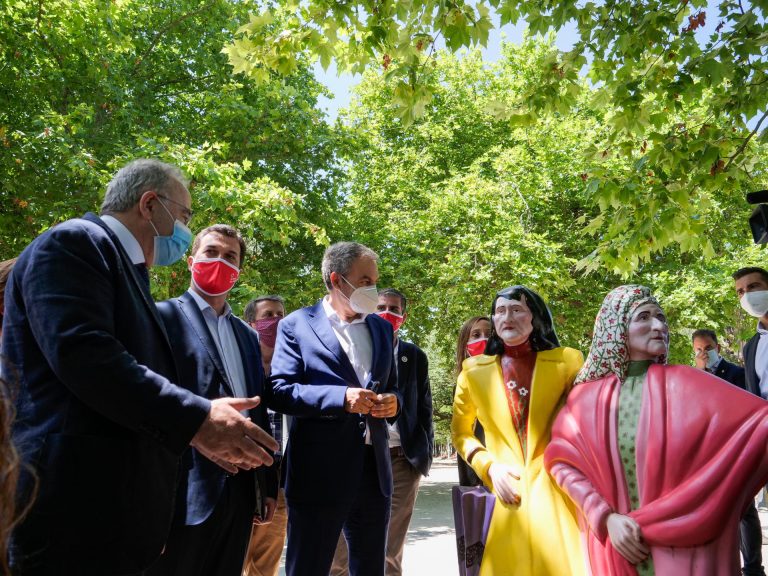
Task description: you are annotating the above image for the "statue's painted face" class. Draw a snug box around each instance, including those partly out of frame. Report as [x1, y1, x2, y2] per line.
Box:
[493, 295, 533, 347]
[628, 302, 669, 361]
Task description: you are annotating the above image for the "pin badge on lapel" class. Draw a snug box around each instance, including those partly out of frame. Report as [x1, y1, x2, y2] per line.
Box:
[401, 356, 408, 363]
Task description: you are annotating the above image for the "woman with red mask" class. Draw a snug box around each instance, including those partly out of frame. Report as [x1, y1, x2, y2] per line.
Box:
[451, 286, 586, 576]
[454, 316, 491, 487]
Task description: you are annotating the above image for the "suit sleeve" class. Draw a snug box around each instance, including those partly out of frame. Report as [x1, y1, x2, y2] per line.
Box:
[416, 347, 434, 457]
[20, 226, 209, 455]
[269, 316, 348, 416]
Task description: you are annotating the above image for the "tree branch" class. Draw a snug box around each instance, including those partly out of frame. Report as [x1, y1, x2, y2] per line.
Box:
[724, 109, 768, 171]
[132, 0, 219, 72]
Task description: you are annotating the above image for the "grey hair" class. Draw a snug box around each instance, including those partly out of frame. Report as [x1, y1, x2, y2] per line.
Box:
[100, 159, 189, 214]
[321, 242, 378, 290]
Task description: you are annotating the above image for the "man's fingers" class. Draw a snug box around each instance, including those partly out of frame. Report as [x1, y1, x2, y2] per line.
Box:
[236, 438, 274, 468]
[242, 419, 280, 452]
[227, 395, 261, 411]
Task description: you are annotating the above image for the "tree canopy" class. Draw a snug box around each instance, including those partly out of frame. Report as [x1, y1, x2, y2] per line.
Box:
[335, 39, 766, 437]
[227, 0, 768, 272]
[2, 1, 766, 445]
[0, 0, 345, 309]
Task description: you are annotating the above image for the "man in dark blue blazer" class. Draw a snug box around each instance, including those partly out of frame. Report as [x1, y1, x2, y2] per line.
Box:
[331, 287, 433, 576]
[1, 160, 276, 575]
[693, 327, 764, 576]
[150, 224, 278, 576]
[270, 241, 401, 576]
[734, 267, 768, 400]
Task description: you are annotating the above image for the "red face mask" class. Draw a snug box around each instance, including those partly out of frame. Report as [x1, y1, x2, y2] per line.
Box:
[466, 338, 488, 357]
[254, 316, 281, 348]
[377, 311, 404, 332]
[191, 258, 240, 296]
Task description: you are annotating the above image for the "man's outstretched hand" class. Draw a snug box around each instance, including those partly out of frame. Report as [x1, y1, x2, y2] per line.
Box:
[191, 396, 279, 473]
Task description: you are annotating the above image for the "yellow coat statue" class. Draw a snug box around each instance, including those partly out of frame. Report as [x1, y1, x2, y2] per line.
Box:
[451, 347, 586, 576]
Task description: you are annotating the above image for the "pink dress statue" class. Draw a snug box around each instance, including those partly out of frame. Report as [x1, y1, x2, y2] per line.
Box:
[545, 285, 768, 575]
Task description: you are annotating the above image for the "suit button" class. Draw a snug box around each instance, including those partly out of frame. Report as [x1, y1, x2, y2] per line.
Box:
[359, 421, 366, 430]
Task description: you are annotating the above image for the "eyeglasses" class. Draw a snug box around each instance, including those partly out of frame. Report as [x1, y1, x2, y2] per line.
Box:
[157, 194, 194, 226]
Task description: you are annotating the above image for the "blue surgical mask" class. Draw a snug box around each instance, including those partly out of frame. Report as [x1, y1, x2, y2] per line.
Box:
[705, 349, 721, 370]
[150, 198, 192, 266]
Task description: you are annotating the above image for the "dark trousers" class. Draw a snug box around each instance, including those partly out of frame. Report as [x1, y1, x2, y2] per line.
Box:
[147, 472, 255, 576]
[285, 447, 391, 576]
[741, 500, 765, 576]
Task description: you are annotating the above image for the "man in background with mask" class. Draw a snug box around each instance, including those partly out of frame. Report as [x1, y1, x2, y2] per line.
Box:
[150, 225, 277, 576]
[733, 266, 768, 576]
[243, 294, 289, 576]
[692, 329, 746, 388]
[734, 266, 768, 401]
[691, 328, 763, 576]
[270, 241, 401, 576]
[1, 160, 277, 575]
[331, 287, 433, 576]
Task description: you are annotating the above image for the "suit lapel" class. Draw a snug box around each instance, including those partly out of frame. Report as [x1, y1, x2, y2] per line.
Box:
[307, 301, 360, 386]
[230, 317, 260, 397]
[365, 314, 387, 390]
[177, 291, 233, 396]
[397, 341, 411, 386]
[745, 336, 760, 395]
[84, 213, 174, 351]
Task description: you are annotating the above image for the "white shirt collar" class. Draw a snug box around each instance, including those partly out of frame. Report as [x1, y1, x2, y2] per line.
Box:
[758, 321, 768, 336]
[188, 288, 232, 318]
[322, 295, 366, 325]
[101, 214, 145, 265]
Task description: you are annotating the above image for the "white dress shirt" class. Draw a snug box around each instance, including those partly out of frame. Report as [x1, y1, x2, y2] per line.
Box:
[755, 321, 768, 399]
[321, 296, 372, 386]
[101, 215, 145, 264]
[322, 296, 374, 443]
[188, 290, 248, 400]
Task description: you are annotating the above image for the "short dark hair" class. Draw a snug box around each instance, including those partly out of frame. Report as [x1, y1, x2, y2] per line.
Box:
[243, 295, 285, 323]
[191, 224, 246, 266]
[378, 288, 407, 311]
[732, 267, 768, 284]
[691, 329, 718, 344]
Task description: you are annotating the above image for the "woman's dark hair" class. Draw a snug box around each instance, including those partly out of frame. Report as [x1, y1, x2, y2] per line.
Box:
[454, 316, 491, 376]
[485, 286, 560, 355]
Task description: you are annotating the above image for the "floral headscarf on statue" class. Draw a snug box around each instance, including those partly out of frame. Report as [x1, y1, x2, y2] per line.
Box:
[574, 284, 668, 384]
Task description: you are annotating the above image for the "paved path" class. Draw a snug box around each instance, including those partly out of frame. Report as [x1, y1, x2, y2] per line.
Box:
[279, 460, 768, 575]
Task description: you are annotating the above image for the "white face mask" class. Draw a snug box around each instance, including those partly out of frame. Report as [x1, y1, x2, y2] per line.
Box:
[705, 349, 721, 370]
[339, 275, 379, 315]
[740, 290, 768, 318]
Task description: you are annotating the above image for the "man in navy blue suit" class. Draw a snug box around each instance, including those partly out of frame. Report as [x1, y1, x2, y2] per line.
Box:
[150, 224, 278, 576]
[332, 288, 433, 576]
[270, 241, 401, 576]
[692, 327, 765, 576]
[1, 160, 277, 575]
